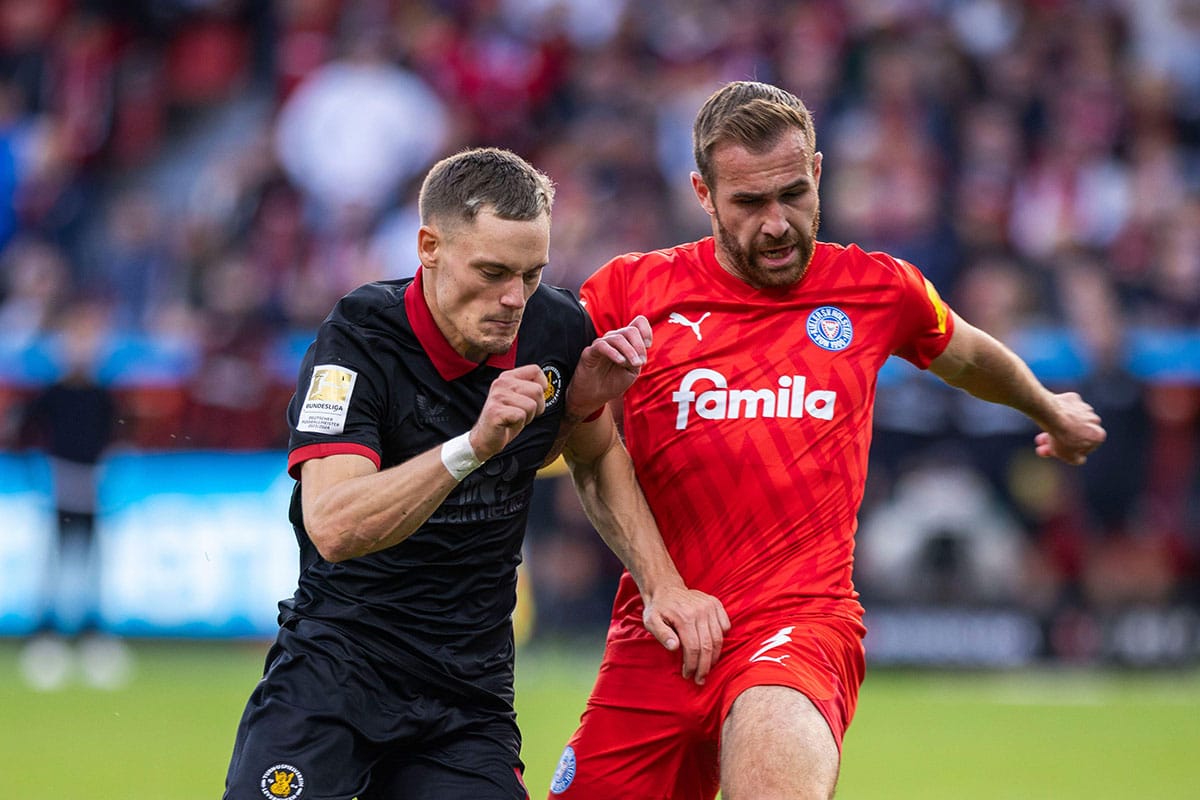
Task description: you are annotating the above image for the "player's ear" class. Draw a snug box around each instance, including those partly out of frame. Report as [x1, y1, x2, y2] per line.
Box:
[691, 172, 715, 216]
[417, 224, 440, 269]
[812, 151, 823, 187]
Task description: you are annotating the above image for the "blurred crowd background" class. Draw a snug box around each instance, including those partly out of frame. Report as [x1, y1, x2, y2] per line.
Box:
[1, 0, 1198, 665]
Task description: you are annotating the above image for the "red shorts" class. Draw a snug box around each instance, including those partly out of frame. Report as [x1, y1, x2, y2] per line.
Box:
[547, 614, 865, 799]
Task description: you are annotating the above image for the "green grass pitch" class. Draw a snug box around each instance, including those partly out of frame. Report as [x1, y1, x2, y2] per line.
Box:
[1, 638, 1197, 798]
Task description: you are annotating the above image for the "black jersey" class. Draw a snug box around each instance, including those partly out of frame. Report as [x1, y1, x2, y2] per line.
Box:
[280, 268, 594, 707]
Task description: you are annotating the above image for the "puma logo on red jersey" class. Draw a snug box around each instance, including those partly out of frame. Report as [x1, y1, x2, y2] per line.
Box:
[668, 311, 711, 341]
[671, 368, 837, 430]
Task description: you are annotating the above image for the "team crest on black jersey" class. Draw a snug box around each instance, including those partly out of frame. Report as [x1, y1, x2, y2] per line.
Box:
[260, 764, 304, 798]
[542, 365, 563, 409]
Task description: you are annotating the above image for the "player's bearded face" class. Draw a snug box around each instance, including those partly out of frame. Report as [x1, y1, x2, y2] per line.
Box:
[701, 131, 823, 289]
[423, 210, 549, 362]
[714, 203, 820, 289]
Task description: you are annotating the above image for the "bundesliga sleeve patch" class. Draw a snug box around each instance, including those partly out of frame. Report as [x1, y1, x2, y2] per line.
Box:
[296, 364, 358, 434]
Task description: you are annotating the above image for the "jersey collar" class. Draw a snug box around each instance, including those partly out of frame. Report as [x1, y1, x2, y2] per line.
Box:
[700, 236, 829, 297]
[405, 266, 518, 381]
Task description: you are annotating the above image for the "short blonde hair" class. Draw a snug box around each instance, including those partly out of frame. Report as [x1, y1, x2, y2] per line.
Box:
[419, 147, 555, 227]
[692, 81, 816, 187]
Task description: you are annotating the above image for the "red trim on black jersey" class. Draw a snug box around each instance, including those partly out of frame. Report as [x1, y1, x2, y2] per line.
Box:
[288, 441, 381, 479]
[405, 266, 518, 381]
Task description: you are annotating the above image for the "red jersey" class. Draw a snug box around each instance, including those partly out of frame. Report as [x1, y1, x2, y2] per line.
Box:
[581, 237, 954, 633]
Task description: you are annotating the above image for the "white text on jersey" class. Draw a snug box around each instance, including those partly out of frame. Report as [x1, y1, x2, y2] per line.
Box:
[671, 368, 837, 430]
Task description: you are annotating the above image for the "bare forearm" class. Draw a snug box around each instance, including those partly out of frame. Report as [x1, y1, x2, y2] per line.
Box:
[562, 397, 731, 680]
[303, 448, 460, 562]
[932, 322, 1057, 429]
[950, 347, 1054, 422]
[568, 439, 684, 598]
[931, 316, 1107, 465]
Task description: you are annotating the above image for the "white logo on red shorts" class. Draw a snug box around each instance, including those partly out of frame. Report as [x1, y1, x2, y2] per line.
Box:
[749, 626, 795, 663]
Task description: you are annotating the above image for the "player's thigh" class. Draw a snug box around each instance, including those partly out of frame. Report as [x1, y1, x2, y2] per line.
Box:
[367, 728, 528, 800]
[720, 684, 839, 800]
[224, 635, 380, 800]
[223, 676, 370, 800]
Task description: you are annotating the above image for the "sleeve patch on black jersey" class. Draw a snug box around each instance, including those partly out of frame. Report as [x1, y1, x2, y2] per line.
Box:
[297, 364, 358, 434]
[542, 364, 563, 409]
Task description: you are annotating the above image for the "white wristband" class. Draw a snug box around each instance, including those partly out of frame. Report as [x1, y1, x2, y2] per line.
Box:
[441, 432, 484, 481]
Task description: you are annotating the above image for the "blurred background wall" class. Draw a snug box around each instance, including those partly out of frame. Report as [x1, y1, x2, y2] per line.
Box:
[0, 0, 1197, 668]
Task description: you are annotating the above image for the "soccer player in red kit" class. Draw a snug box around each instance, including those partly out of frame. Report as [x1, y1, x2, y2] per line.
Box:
[548, 82, 1106, 799]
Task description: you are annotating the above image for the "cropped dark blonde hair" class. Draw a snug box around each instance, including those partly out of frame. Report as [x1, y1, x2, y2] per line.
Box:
[692, 81, 816, 187]
[419, 147, 555, 227]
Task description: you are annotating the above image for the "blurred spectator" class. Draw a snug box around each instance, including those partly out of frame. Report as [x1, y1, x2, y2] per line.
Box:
[162, 1, 254, 111]
[0, 235, 70, 346]
[948, 255, 1044, 500]
[273, 0, 341, 101]
[821, 34, 961, 287]
[17, 299, 132, 690]
[88, 187, 179, 332]
[182, 248, 287, 449]
[950, 100, 1025, 256]
[274, 25, 448, 220]
[1034, 254, 1160, 621]
[0, 0, 64, 114]
[406, 1, 572, 154]
[1056, 254, 1150, 543]
[1138, 196, 1200, 326]
[45, 9, 119, 167]
[501, 0, 628, 50]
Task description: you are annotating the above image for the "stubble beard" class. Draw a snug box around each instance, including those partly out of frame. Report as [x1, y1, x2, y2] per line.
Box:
[473, 324, 522, 360]
[715, 206, 821, 289]
[457, 314, 523, 362]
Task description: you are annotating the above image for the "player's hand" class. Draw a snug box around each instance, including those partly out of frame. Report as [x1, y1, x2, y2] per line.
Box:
[565, 315, 653, 420]
[470, 365, 548, 460]
[643, 585, 731, 685]
[1034, 391, 1106, 465]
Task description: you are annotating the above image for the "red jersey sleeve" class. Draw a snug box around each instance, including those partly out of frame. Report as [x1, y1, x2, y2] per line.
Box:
[579, 255, 631, 335]
[886, 255, 956, 369]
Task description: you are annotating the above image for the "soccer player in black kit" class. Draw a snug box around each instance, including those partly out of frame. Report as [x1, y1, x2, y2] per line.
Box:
[222, 147, 729, 800]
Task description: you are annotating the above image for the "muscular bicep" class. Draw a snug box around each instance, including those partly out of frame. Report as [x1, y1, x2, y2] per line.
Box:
[928, 311, 988, 384]
[300, 452, 378, 520]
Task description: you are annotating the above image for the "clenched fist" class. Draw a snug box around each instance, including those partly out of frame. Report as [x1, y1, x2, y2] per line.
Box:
[469, 365, 548, 460]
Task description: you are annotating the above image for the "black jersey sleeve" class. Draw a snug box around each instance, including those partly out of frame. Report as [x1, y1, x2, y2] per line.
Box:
[545, 284, 597, 384]
[287, 316, 393, 478]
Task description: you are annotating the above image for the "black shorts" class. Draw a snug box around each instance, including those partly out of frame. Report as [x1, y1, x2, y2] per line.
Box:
[223, 619, 528, 800]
